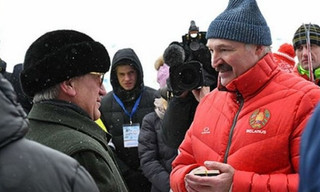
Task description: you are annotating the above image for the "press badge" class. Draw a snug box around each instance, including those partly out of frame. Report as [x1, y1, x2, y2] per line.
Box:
[123, 123, 140, 148]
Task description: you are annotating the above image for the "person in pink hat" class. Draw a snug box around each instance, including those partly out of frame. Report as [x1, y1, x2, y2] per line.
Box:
[154, 55, 170, 88]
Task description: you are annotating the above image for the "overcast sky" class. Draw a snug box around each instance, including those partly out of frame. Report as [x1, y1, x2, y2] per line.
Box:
[0, 0, 319, 89]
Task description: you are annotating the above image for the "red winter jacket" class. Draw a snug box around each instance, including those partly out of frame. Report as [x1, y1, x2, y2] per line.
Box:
[170, 53, 320, 192]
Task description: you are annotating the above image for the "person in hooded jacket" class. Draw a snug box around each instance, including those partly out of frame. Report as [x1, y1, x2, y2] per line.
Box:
[0, 58, 11, 80]
[5, 63, 33, 113]
[0, 73, 99, 192]
[100, 48, 156, 192]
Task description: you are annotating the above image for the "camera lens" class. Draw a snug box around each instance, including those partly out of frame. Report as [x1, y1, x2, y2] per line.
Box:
[189, 41, 200, 51]
[170, 61, 202, 91]
[180, 67, 198, 85]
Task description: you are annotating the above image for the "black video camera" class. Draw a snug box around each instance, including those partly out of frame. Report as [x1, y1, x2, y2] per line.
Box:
[164, 20, 217, 95]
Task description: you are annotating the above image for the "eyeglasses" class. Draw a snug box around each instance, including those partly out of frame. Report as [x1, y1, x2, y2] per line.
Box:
[89, 72, 105, 86]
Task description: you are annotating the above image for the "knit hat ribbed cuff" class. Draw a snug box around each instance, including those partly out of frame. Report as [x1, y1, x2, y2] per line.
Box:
[206, 0, 272, 46]
[206, 20, 272, 45]
[292, 24, 320, 50]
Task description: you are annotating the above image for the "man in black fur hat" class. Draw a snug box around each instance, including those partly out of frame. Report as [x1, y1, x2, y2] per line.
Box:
[0, 73, 99, 192]
[20, 29, 128, 192]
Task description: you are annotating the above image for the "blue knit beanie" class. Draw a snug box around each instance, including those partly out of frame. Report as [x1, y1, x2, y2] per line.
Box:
[206, 0, 272, 46]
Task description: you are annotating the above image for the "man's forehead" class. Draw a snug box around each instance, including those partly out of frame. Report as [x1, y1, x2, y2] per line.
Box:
[116, 64, 136, 72]
[208, 38, 244, 48]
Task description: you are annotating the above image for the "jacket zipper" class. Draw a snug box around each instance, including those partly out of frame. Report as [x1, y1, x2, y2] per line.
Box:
[223, 91, 244, 163]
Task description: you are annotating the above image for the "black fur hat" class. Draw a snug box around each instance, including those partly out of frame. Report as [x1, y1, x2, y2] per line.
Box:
[21, 29, 110, 97]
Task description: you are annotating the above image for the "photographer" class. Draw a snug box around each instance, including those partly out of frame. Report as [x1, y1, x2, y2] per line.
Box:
[161, 21, 218, 149]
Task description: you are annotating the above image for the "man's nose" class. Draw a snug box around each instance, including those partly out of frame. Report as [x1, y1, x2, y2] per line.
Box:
[100, 84, 107, 96]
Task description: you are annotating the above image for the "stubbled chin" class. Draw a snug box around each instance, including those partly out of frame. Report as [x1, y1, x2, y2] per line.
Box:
[219, 71, 232, 79]
[93, 110, 101, 121]
[220, 80, 228, 87]
[124, 86, 134, 90]
[219, 72, 233, 86]
[301, 63, 310, 69]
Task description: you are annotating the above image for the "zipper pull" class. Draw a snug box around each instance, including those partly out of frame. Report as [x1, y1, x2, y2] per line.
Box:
[236, 91, 243, 103]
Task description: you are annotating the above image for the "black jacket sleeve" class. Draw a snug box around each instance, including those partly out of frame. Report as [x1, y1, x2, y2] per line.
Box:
[161, 92, 198, 149]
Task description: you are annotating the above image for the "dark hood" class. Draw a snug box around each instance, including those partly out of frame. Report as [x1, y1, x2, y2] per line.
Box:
[0, 74, 29, 148]
[110, 48, 144, 103]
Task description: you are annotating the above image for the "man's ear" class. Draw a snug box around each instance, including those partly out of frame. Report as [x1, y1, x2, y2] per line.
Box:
[255, 45, 265, 55]
[60, 79, 77, 97]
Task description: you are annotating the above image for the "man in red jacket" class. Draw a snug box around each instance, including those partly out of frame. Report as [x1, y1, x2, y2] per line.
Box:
[170, 0, 320, 191]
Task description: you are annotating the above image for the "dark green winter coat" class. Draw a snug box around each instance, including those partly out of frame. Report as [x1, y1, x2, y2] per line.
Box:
[26, 100, 128, 192]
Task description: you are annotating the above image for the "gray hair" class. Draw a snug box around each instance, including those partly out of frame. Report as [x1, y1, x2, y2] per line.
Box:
[33, 84, 60, 103]
[245, 44, 271, 58]
[262, 46, 272, 55]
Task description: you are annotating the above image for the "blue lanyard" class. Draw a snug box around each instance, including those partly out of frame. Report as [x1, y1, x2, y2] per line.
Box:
[113, 92, 143, 124]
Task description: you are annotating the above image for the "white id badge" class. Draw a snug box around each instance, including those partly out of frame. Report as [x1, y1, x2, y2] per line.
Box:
[123, 123, 140, 148]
